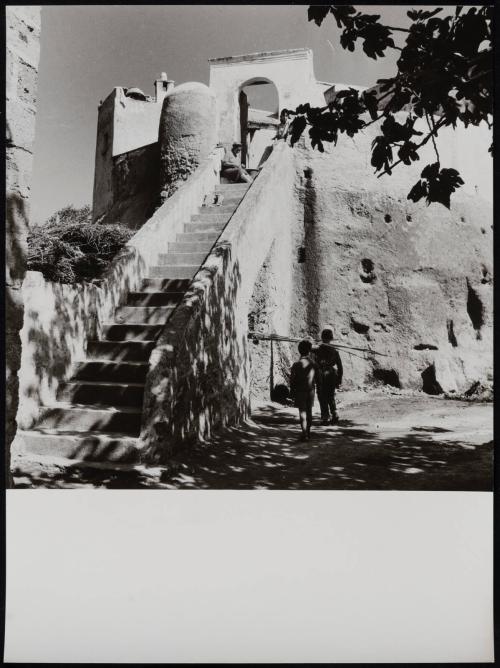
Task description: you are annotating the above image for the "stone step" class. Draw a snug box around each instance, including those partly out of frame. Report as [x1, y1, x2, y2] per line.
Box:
[149, 265, 199, 279]
[199, 204, 239, 214]
[140, 278, 191, 293]
[157, 252, 207, 266]
[71, 361, 149, 384]
[115, 305, 176, 325]
[126, 291, 184, 307]
[184, 220, 226, 233]
[86, 340, 154, 362]
[58, 380, 144, 407]
[14, 429, 142, 463]
[176, 231, 219, 243]
[169, 241, 214, 253]
[102, 323, 162, 341]
[191, 212, 229, 224]
[37, 404, 142, 436]
[215, 183, 250, 193]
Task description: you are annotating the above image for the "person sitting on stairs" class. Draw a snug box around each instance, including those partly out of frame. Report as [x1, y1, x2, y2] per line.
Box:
[220, 143, 253, 184]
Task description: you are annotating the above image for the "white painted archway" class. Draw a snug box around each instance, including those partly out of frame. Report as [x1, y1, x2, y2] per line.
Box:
[209, 48, 324, 146]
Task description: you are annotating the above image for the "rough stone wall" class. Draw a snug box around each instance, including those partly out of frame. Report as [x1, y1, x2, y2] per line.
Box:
[141, 144, 296, 461]
[159, 83, 217, 200]
[97, 142, 160, 229]
[288, 119, 492, 394]
[6, 6, 41, 482]
[92, 89, 162, 227]
[248, 240, 295, 400]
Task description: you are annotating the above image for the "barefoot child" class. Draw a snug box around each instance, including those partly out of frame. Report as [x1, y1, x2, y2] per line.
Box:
[290, 339, 318, 441]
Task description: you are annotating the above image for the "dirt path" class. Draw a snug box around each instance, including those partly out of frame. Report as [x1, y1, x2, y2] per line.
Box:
[12, 391, 493, 490]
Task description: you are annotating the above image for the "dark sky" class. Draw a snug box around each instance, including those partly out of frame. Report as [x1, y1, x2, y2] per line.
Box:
[31, 5, 415, 222]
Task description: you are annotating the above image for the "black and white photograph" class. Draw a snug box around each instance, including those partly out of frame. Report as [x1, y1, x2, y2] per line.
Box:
[4, 3, 495, 664]
[7, 4, 493, 491]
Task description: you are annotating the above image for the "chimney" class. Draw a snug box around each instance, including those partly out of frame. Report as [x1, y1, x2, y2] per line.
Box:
[155, 71, 175, 103]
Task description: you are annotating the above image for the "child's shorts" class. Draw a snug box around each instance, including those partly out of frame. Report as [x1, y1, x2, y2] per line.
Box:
[294, 389, 315, 411]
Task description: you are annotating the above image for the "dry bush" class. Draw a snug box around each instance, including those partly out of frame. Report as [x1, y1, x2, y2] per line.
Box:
[27, 205, 133, 283]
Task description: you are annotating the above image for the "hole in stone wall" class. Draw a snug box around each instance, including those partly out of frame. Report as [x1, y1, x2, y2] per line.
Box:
[466, 279, 484, 340]
[303, 167, 313, 179]
[297, 246, 306, 263]
[373, 368, 401, 388]
[447, 319, 458, 347]
[359, 258, 376, 284]
[481, 228, 486, 234]
[421, 364, 443, 395]
[414, 344, 438, 350]
[481, 265, 491, 284]
[406, 214, 412, 222]
[384, 214, 392, 223]
[351, 318, 370, 335]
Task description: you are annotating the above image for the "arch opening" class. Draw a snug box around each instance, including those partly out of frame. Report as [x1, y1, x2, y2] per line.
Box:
[238, 78, 279, 171]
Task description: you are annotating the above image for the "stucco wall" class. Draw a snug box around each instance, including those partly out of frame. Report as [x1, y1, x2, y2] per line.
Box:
[92, 87, 163, 223]
[18, 151, 223, 430]
[141, 143, 296, 461]
[289, 117, 492, 394]
[209, 49, 324, 146]
[6, 6, 41, 480]
[99, 142, 160, 229]
[113, 87, 162, 156]
[159, 82, 217, 199]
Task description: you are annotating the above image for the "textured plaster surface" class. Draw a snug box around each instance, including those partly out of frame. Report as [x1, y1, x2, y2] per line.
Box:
[159, 82, 217, 198]
[289, 118, 492, 394]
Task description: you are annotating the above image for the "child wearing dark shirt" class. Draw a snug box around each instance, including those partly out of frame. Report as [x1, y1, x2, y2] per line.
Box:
[290, 339, 318, 441]
[314, 327, 343, 425]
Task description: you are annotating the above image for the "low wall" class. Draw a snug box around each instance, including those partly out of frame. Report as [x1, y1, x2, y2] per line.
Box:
[141, 142, 296, 462]
[17, 150, 223, 429]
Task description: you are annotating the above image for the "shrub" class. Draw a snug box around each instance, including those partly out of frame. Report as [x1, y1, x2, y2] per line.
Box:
[27, 205, 133, 283]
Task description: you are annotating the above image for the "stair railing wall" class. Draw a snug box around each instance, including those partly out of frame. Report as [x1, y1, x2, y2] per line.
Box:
[141, 142, 296, 461]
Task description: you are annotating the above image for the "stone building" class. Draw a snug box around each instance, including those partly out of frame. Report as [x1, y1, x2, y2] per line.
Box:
[13, 48, 493, 465]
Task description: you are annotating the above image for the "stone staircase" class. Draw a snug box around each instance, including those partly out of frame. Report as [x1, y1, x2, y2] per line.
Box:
[15, 183, 250, 463]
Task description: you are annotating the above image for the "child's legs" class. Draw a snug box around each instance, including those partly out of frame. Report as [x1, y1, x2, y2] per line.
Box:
[328, 388, 338, 419]
[295, 392, 308, 433]
[305, 391, 315, 432]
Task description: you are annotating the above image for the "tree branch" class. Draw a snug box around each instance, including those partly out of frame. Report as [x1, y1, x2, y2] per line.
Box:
[426, 112, 440, 164]
[376, 117, 447, 177]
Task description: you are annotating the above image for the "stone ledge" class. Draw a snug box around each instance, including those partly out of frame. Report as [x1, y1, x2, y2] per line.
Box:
[209, 48, 312, 66]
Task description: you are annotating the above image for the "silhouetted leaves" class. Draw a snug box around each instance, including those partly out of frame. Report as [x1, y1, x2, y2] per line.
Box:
[408, 163, 464, 208]
[308, 5, 332, 27]
[283, 5, 492, 206]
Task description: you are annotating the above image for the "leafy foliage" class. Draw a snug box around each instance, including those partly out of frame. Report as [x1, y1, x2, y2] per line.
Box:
[28, 205, 132, 283]
[282, 6, 492, 207]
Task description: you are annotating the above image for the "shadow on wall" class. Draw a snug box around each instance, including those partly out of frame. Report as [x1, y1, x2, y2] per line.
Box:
[6, 191, 29, 455]
[302, 167, 321, 338]
[142, 241, 249, 462]
[17, 248, 146, 429]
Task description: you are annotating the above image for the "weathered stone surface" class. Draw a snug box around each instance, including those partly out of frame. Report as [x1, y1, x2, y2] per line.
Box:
[287, 122, 492, 394]
[159, 82, 217, 199]
[5, 5, 41, 486]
